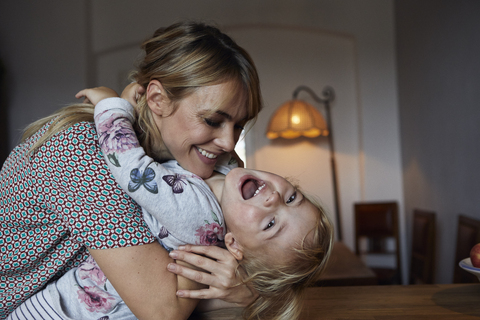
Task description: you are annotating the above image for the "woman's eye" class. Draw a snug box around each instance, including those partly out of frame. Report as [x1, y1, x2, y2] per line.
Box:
[286, 191, 297, 204]
[264, 218, 275, 230]
[234, 123, 245, 130]
[205, 118, 221, 128]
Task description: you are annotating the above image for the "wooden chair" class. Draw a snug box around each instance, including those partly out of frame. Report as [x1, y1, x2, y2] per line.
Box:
[354, 201, 402, 285]
[409, 209, 436, 284]
[453, 215, 480, 283]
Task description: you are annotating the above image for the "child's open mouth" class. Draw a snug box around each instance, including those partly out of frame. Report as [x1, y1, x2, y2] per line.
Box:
[241, 178, 266, 200]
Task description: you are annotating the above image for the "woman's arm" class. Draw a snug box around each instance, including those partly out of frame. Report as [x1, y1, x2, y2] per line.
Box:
[89, 242, 204, 320]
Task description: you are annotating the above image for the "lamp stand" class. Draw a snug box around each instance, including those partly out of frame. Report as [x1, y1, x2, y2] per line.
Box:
[293, 86, 342, 240]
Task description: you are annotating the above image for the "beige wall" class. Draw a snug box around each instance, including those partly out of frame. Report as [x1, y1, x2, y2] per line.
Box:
[0, 0, 406, 282]
[396, 0, 480, 283]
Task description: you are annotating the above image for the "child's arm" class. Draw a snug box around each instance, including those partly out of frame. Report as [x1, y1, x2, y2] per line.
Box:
[76, 86, 119, 104]
[93, 95, 164, 208]
[91, 87, 225, 241]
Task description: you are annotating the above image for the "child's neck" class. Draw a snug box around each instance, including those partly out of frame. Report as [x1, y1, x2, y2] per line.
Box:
[204, 171, 225, 202]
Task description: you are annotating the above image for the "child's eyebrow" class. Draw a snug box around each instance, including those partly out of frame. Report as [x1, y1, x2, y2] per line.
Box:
[296, 193, 306, 207]
[267, 224, 285, 240]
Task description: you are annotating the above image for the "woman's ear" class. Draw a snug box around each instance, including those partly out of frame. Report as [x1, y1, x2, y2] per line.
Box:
[224, 232, 244, 261]
[146, 80, 169, 116]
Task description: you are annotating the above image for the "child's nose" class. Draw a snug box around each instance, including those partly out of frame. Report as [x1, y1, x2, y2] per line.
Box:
[265, 190, 280, 207]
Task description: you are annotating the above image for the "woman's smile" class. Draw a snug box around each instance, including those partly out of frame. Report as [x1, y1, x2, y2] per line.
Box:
[154, 81, 248, 179]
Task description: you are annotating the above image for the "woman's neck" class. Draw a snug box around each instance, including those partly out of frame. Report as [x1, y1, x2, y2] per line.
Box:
[204, 172, 225, 202]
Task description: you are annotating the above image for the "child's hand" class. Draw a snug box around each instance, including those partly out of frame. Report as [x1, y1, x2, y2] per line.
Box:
[121, 82, 145, 107]
[75, 87, 119, 105]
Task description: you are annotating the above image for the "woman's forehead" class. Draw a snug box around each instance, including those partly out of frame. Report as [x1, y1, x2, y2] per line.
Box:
[197, 81, 248, 118]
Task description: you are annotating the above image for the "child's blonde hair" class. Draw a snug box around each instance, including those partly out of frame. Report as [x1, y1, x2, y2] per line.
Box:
[239, 191, 334, 320]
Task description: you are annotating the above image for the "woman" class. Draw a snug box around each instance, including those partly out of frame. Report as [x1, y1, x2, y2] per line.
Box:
[0, 21, 262, 320]
[7, 85, 333, 320]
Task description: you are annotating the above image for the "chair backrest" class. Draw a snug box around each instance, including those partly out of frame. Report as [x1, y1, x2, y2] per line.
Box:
[354, 201, 401, 284]
[453, 215, 480, 283]
[409, 209, 436, 284]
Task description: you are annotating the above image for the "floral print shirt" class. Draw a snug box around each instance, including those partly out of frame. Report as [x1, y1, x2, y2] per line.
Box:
[40, 98, 236, 320]
[0, 120, 155, 319]
[93, 98, 234, 251]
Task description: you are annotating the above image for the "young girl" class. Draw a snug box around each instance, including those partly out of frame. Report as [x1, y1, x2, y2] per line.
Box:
[9, 86, 333, 320]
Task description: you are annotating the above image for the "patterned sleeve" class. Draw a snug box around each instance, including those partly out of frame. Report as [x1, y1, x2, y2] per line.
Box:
[93, 98, 187, 220]
[40, 121, 156, 249]
[92, 98, 226, 246]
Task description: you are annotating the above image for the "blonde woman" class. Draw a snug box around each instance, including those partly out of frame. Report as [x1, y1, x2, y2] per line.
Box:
[10, 85, 333, 320]
[1, 21, 262, 320]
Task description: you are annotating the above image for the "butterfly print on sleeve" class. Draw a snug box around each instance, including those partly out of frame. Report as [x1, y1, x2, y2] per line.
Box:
[162, 174, 187, 194]
[128, 167, 158, 194]
[158, 226, 169, 239]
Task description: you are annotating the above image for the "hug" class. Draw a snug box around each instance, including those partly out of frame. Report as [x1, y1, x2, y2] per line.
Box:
[1, 21, 333, 320]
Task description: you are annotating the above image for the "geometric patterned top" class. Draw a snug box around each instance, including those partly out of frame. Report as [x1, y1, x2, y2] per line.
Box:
[0, 120, 155, 319]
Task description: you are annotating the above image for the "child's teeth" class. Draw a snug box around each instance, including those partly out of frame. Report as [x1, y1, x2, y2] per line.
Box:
[253, 183, 265, 196]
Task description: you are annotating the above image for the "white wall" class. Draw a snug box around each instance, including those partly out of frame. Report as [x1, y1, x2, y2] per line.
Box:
[0, 0, 406, 282]
[396, 0, 480, 283]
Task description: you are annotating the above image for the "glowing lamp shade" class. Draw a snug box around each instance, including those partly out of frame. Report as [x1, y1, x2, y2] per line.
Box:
[266, 99, 329, 139]
[264, 85, 342, 240]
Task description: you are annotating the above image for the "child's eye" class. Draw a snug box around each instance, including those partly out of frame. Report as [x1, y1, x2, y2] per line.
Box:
[264, 218, 275, 230]
[286, 191, 297, 204]
[204, 118, 221, 127]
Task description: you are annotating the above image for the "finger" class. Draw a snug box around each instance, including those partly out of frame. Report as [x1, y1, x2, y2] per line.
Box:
[177, 245, 236, 262]
[167, 262, 217, 287]
[169, 250, 218, 273]
[136, 85, 146, 96]
[170, 250, 235, 276]
[75, 89, 88, 99]
[176, 288, 219, 300]
[135, 86, 145, 102]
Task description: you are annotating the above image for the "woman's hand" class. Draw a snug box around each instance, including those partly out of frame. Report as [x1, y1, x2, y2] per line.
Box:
[167, 245, 258, 308]
[76, 86, 119, 105]
[120, 82, 145, 107]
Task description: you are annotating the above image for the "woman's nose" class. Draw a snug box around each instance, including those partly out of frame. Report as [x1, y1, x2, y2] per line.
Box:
[216, 126, 236, 152]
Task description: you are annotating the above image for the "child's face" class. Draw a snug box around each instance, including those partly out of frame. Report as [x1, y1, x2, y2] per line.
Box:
[221, 168, 318, 264]
[153, 81, 247, 179]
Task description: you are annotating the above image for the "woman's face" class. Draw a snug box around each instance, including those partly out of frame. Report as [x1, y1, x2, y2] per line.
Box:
[152, 81, 247, 179]
[220, 168, 318, 264]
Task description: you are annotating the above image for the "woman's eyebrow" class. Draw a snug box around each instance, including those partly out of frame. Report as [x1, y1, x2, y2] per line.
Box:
[215, 110, 247, 122]
[215, 110, 232, 120]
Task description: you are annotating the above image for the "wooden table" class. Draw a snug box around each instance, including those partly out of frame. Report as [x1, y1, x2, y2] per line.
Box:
[190, 284, 480, 319]
[315, 241, 377, 286]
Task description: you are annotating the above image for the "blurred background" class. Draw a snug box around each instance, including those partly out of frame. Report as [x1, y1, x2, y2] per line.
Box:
[1, 0, 479, 285]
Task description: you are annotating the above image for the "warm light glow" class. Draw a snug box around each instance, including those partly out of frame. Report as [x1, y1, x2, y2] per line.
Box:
[266, 99, 329, 139]
[291, 115, 301, 124]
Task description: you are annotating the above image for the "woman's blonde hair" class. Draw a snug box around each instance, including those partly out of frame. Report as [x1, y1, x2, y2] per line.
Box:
[23, 21, 263, 158]
[239, 191, 334, 320]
